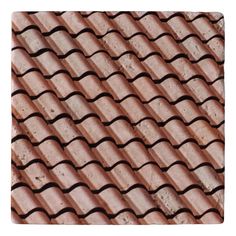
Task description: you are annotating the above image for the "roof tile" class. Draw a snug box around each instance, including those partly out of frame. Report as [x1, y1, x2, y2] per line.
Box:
[12, 11, 224, 224]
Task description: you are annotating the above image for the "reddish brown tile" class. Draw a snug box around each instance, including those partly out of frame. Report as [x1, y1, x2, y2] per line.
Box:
[11, 11, 224, 224]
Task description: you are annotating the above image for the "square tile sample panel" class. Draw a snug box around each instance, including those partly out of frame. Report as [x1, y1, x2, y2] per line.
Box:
[11, 11, 225, 224]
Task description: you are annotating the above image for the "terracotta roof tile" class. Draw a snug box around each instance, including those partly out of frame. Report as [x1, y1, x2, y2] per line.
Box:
[12, 11, 224, 224]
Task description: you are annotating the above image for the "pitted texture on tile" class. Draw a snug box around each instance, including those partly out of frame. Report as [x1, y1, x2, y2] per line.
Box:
[11, 11, 224, 224]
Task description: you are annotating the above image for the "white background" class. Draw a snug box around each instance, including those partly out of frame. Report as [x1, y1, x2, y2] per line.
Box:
[0, 0, 234, 234]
